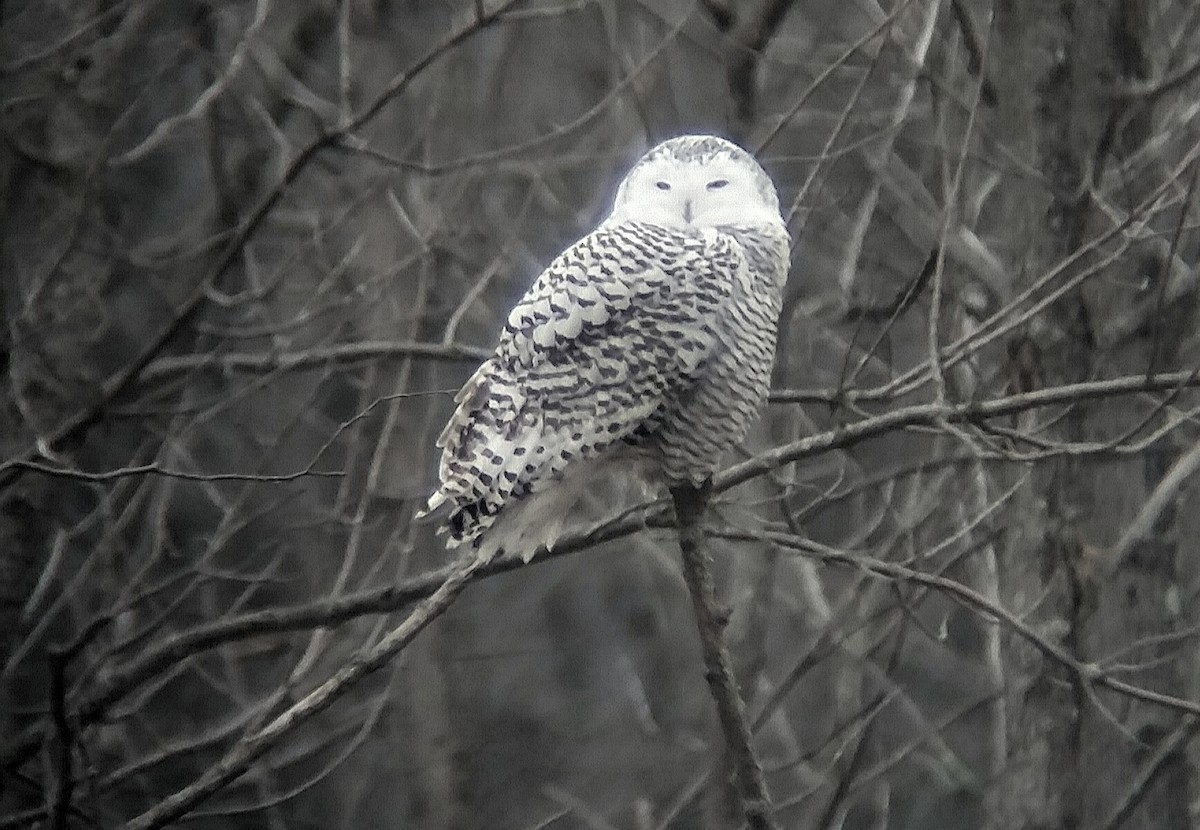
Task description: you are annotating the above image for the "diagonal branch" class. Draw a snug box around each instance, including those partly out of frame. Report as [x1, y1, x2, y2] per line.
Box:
[1, 508, 653, 779]
[1098, 715, 1200, 830]
[120, 551, 487, 830]
[1108, 434, 1200, 573]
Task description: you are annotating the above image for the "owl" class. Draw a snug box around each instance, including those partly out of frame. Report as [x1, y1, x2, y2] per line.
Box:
[420, 135, 791, 561]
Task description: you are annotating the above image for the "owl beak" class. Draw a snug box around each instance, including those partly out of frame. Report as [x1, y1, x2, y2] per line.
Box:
[682, 199, 694, 224]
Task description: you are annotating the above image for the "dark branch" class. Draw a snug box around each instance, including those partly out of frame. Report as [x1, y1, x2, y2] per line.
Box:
[1099, 716, 1200, 830]
[716, 0, 798, 127]
[949, 0, 998, 106]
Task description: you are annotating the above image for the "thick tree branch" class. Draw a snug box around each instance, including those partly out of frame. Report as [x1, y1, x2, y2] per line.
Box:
[671, 482, 778, 830]
[726, 0, 797, 126]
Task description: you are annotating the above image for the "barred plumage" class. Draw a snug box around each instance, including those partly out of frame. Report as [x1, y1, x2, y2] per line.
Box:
[421, 135, 790, 560]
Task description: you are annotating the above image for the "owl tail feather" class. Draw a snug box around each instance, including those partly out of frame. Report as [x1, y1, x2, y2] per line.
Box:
[460, 448, 659, 564]
[468, 484, 577, 564]
[413, 489, 453, 523]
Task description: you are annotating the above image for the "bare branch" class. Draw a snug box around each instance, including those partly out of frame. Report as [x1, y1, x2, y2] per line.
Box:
[2, 460, 343, 483]
[1098, 715, 1200, 830]
[713, 527, 1200, 720]
[772, 365, 1200, 407]
[949, 0, 998, 105]
[1108, 435, 1200, 572]
[836, 0, 943, 293]
[111, 0, 272, 165]
[1110, 50, 1200, 103]
[120, 552, 487, 830]
[5, 367, 1196, 779]
[671, 482, 778, 830]
[757, 1, 914, 155]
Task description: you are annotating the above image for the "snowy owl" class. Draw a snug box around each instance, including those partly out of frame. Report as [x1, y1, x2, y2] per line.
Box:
[421, 135, 791, 561]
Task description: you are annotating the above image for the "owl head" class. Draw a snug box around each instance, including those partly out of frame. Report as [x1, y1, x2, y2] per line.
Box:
[607, 135, 782, 228]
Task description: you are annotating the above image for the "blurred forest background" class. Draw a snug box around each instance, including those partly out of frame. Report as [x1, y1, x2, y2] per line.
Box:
[3, 0, 1200, 828]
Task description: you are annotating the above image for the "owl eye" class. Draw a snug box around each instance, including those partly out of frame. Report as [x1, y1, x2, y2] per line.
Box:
[654, 181, 671, 191]
[707, 179, 729, 190]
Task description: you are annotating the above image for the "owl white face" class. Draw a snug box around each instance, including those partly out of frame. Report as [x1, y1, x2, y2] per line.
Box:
[607, 136, 782, 229]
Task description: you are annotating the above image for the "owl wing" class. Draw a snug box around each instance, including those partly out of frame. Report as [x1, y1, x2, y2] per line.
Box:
[424, 221, 746, 547]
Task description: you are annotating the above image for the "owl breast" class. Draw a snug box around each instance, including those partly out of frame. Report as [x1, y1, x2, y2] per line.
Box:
[635, 221, 791, 484]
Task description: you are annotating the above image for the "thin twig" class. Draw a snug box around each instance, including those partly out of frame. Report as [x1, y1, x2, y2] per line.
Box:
[110, 0, 272, 165]
[1145, 158, 1199, 378]
[671, 483, 778, 830]
[3, 460, 342, 483]
[770, 366, 1200, 407]
[139, 340, 492, 383]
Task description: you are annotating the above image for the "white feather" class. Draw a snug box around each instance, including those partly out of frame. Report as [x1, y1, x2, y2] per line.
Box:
[468, 447, 659, 563]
